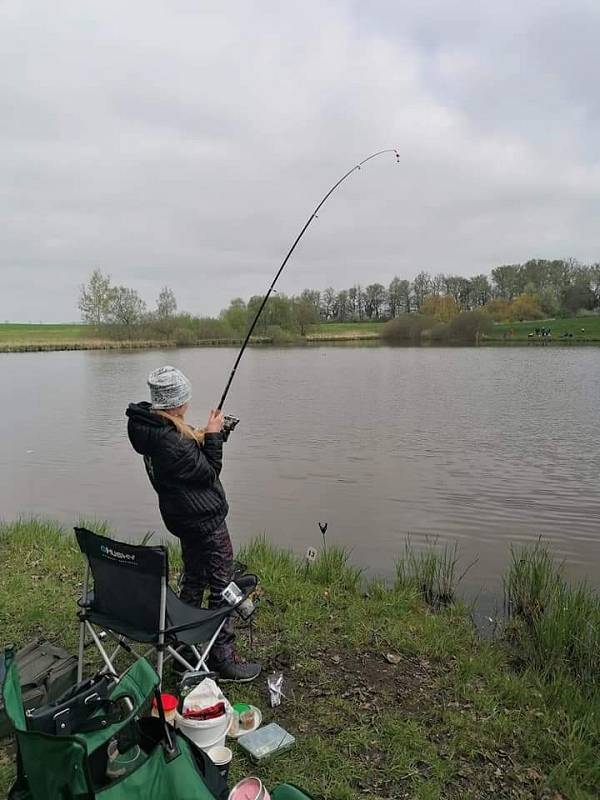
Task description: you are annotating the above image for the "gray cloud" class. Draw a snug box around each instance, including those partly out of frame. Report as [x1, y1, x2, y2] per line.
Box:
[1, 0, 599, 321]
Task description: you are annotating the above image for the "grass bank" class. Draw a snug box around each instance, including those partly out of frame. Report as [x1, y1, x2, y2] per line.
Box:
[308, 322, 385, 341]
[488, 315, 600, 342]
[1, 521, 598, 799]
[4, 317, 600, 352]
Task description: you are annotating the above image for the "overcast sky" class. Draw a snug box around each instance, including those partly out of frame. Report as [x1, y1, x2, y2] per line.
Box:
[2, 0, 599, 322]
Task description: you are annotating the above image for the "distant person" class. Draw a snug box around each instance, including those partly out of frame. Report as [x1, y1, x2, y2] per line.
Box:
[126, 366, 261, 682]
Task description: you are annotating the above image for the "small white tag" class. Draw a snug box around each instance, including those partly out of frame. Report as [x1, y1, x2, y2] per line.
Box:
[305, 547, 318, 563]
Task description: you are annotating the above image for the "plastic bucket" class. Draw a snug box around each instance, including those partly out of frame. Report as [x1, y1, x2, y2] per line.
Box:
[175, 708, 233, 751]
[228, 777, 270, 800]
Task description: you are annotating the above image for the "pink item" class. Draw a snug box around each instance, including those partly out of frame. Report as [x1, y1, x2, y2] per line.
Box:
[228, 777, 270, 800]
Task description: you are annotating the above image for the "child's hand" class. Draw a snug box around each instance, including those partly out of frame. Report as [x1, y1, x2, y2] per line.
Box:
[206, 409, 225, 433]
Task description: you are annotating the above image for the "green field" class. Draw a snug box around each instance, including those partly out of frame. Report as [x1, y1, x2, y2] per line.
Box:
[489, 315, 600, 342]
[313, 317, 600, 343]
[309, 321, 385, 339]
[2, 316, 600, 350]
[314, 321, 385, 334]
[0, 323, 92, 344]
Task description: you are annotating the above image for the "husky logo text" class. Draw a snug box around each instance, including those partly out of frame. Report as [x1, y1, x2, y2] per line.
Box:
[100, 544, 136, 563]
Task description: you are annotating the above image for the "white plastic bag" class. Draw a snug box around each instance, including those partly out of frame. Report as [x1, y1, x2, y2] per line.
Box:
[182, 677, 226, 714]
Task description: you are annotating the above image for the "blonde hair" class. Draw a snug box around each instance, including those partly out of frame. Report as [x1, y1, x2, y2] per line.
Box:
[154, 410, 205, 443]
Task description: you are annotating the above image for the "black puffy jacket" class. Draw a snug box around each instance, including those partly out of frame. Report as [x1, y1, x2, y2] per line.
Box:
[126, 402, 229, 536]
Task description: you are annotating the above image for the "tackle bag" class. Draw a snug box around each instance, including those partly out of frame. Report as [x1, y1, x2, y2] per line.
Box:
[25, 673, 129, 736]
[0, 639, 77, 738]
[2, 649, 228, 800]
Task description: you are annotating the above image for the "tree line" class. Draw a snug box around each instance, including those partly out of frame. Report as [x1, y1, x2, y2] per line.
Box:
[78, 258, 600, 342]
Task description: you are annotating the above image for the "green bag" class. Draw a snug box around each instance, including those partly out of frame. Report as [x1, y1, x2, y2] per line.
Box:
[1, 648, 227, 800]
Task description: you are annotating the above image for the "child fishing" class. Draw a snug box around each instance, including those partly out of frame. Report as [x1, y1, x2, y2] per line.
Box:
[126, 365, 261, 682]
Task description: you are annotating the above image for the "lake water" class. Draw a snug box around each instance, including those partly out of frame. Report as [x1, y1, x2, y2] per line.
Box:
[1, 345, 599, 607]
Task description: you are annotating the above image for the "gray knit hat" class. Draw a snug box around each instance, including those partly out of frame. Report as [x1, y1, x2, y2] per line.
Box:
[148, 366, 192, 409]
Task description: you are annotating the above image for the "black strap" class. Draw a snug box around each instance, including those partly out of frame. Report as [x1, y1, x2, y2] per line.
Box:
[55, 693, 134, 736]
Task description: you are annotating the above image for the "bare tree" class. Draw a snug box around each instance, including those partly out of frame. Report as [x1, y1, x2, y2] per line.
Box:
[431, 273, 446, 296]
[491, 264, 523, 300]
[364, 283, 387, 319]
[78, 269, 113, 325]
[356, 284, 366, 320]
[470, 274, 492, 307]
[321, 287, 336, 320]
[293, 290, 320, 335]
[348, 285, 359, 320]
[411, 271, 431, 311]
[333, 290, 350, 321]
[107, 286, 147, 328]
[156, 286, 177, 318]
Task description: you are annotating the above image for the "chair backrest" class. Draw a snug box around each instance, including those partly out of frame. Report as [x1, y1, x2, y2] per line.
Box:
[75, 527, 168, 637]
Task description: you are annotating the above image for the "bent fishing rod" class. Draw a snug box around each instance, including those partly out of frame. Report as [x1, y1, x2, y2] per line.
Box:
[217, 148, 400, 437]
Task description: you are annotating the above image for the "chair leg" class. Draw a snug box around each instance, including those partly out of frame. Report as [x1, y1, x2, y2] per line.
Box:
[77, 618, 86, 683]
[156, 647, 164, 687]
[193, 618, 226, 672]
[86, 622, 118, 677]
[157, 576, 168, 688]
[166, 645, 196, 672]
[78, 564, 90, 682]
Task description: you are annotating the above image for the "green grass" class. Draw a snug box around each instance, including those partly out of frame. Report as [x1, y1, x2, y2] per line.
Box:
[3, 316, 600, 349]
[504, 541, 600, 685]
[490, 315, 600, 341]
[1, 521, 599, 798]
[309, 321, 385, 338]
[395, 538, 470, 608]
[0, 323, 92, 344]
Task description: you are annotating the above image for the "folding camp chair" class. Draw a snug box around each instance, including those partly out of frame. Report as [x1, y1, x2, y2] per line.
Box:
[75, 527, 250, 684]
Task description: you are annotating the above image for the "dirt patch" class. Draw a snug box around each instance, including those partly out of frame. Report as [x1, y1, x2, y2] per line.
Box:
[247, 638, 545, 799]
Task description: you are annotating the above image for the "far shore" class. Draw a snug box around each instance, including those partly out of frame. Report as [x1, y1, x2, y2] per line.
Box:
[2, 317, 600, 353]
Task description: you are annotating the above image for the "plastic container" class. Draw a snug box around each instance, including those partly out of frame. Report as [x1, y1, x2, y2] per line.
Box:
[228, 704, 262, 738]
[237, 723, 295, 762]
[106, 740, 145, 780]
[175, 706, 233, 751]
[151, 693, 178, 724]
[228, 777, 271, 800]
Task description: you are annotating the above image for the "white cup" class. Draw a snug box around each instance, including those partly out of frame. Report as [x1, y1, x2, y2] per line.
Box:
[207, 745, 233, 781]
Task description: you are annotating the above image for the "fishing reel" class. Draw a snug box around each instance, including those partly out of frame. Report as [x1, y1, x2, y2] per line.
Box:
[222, 415, 240, 442]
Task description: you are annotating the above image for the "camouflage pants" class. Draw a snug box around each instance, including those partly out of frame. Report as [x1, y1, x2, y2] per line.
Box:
[177, 521, 235, 662]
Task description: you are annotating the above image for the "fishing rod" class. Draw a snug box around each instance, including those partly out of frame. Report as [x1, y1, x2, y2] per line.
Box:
[217, 148, 400, 437]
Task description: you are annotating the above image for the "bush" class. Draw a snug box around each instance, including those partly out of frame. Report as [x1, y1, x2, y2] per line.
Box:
[265, 324, 299, 344]
[382, 314, 434, 343]
[428, 322, 450, 342]
[172, 327, 197, 346]
[192, 317, 234, 340]
[448, 311, 493, 342]
[509, 293, 544, 322]
[420, 295, 460, 322]
[486, 298, 512, 322]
